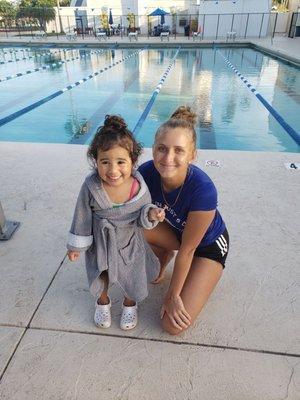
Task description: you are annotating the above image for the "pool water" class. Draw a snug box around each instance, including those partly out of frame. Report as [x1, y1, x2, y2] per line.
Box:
[0, 45, 299, 152]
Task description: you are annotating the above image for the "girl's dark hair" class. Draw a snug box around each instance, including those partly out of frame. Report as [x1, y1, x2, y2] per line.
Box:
[87, 115, 142, 166]
[155, 106, 197, 149]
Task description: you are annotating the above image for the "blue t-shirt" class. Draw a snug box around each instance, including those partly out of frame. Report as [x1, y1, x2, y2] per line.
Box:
[138, 160, 225, 247]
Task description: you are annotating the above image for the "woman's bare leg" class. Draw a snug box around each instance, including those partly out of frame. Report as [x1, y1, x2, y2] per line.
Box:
[162, 257, 223, 335]
[150, 245, 176, 284]
[143, 222, 179, 283]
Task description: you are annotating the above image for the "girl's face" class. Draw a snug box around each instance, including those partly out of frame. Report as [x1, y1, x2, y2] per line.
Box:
[153, 128, 196, 181]
[96, 145, 133, 187]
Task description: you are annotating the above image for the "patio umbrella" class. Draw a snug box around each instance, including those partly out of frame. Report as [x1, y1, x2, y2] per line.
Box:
[148, 8, 169, 25]
[109, 9, 113, 25]
[148, 7, 169, 17]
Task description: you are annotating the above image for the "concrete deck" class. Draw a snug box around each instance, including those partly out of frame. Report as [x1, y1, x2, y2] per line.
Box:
[0, 142, 299, 399]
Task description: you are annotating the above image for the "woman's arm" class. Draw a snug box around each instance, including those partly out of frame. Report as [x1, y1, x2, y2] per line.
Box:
[162, 210, 215, 329]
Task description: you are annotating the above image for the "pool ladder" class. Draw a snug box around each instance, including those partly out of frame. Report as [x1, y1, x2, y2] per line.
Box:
[0, 201, 20, 240]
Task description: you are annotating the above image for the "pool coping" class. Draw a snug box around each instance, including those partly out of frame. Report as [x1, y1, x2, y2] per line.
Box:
[250, 43, 300, 68]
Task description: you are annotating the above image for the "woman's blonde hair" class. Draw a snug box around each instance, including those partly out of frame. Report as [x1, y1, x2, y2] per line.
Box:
[170, 106, 197, 126]
[155, 106, 197, 149]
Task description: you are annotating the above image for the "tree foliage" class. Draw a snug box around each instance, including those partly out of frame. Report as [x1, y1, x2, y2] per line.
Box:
[0, 0, 16, 23]
[272, 0, 289, 11]
[17, 0, 56, 30]
[59, 0, 70, 6]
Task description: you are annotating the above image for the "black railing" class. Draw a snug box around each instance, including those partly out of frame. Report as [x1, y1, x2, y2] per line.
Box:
[0, 12, 292, 40]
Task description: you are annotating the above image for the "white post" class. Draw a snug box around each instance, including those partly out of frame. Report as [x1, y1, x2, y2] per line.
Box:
[56, 0, 64, 33]
[0, 201, 20, 241]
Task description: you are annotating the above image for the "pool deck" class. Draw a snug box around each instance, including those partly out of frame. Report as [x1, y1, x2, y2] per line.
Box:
[0, 36, 300, 398]
[0, 34, 300, 65]
[0, 142, 299, 399]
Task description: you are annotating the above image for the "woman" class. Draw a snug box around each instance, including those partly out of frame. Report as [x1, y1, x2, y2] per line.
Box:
[138, 106, 229, 335]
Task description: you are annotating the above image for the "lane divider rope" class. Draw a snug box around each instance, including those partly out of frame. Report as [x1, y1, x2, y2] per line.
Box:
[0, 47, 73, 60]
[0, 49, 143, 128]
[133, 47, 181, 136]
[0, 48, 69, 65]
[0, 48, 31, 55]
[217, 50, 300, 146]
[0, 48, 106, 83]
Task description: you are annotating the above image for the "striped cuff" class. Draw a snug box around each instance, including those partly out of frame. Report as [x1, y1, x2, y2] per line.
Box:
[67, 232, 93, 251]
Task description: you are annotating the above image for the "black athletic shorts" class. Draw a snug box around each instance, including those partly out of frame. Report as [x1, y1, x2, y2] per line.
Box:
[174, 228, 229, 268]
[194, 228, 229, 268]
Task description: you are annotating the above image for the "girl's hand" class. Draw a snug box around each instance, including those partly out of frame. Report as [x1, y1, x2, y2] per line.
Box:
[148, 207, 165, 222]
[67, 250, 80, 261]
[160, 294, 191, 330]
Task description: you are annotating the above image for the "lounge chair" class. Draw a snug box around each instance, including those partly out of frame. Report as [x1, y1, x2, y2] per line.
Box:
[192, 32, 201, 41]
[160, 32, 170, 42]
[226, 31, 237, 41]
[66, 32, 77, 41]
[128, 32, 138, 41]
[96, 31, 108, 41]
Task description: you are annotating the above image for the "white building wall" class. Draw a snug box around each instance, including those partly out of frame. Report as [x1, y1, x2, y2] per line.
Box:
[197, 0, 272, 38]
[288, 0, 300, 12]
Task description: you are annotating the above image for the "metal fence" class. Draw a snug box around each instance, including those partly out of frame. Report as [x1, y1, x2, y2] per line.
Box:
[289, 12, 300, 38]
[0, 11, 292, 40]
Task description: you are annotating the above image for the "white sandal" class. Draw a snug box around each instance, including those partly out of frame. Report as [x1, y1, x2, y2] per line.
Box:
[120, 303, 138, 330]
[94, 299, 111, 328]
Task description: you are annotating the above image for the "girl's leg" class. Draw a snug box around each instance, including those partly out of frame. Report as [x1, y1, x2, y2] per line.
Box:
[162, 257, 223, 335]
[123, 297, 136, 306]
[121, 297, 138, 330]
[94, 270, 111, 328]
[143, 222, 179, 282]
[98, 271, 109, 305]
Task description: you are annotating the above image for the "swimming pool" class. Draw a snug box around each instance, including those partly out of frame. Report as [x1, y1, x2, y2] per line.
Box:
[0, 45, 299, 152]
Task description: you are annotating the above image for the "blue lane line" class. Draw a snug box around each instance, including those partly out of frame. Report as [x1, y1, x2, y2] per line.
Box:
[0, 48, 105, 83]
[217, 50, 300, 146]
[0, 50, 142, 128]
[133, 47, 181, 136]
[236, 49, 300, 107]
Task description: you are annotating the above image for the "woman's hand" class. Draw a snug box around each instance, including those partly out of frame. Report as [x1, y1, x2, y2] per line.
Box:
[160, 294, 191, 330]
[67, 250, 80, 261]
[148, 207, 165, 223]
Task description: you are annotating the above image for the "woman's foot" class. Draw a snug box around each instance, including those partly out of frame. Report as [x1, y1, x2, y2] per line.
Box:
[151, 250, 175, 284]
[120, 299, 138, 330]
[94, 295, 111, 328]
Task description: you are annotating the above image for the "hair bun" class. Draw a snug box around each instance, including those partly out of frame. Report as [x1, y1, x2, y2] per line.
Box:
[104, 115, 127, 130]
[170, 106, 197, 126]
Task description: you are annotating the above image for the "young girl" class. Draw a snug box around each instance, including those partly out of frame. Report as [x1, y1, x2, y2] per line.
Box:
[138, 106, 229, 335]
[67, 115, 165, 330]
